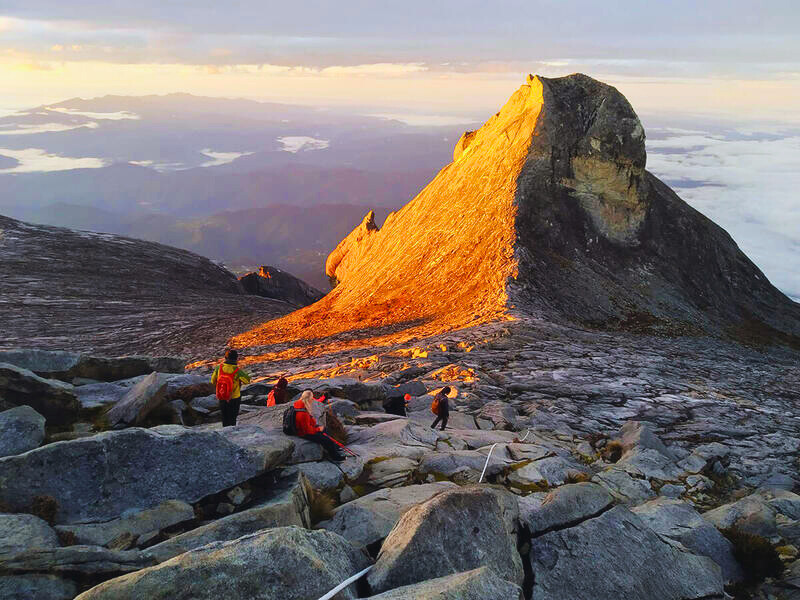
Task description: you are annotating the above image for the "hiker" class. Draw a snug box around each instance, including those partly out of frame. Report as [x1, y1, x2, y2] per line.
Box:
[211, 349, 251, 427]
[430, 386, 450, 430]
[383, 393, 410, 416]
[293, 390, 346, 462]
[266, 377, 289, 406]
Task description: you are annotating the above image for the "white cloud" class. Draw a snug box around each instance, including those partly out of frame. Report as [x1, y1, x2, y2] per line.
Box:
[277, 136, 329, 153]
[646, 129, 800, 301]
[0, 147, 105, 172]
[199, 148, 253, 167]
[0, 122, 99, 135]
[46, 107, 140, 120]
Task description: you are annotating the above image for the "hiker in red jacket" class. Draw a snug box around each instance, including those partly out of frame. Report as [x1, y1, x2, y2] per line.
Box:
[430, 386, 450, 431]
[267, 377, 289, 406]
[294, 391, 345, 462]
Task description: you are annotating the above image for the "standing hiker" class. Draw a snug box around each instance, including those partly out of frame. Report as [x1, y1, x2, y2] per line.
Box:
[292, 391, 346, 462]
[211, 349, 251, 427]
[430, 386, 451, 430]
[267, 377, 289, 406]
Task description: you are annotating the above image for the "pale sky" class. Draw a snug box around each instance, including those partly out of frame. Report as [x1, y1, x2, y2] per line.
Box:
[1, 1, 800, 119]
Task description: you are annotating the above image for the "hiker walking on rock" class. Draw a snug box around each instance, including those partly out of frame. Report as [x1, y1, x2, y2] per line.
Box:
[293, 390, 346, 462]
[430, 387, 450, 430]
[211, 349, 251, 427]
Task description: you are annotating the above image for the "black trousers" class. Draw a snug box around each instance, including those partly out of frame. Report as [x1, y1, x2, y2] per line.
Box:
[302, 432, 342, 456]
[219, 397, 241, 427]
[431, 414, 448, 430]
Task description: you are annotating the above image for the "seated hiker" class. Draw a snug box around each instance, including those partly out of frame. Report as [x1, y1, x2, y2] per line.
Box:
[430, 386, 451, 431]
[382, 393, 410, 416]
[293, 390, 346, 462]
[211, 349, 251, 427]
[267, 377, 289, 406]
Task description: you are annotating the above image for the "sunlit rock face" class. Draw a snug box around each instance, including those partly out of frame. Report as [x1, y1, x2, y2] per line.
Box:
[232, 73, 800, 357]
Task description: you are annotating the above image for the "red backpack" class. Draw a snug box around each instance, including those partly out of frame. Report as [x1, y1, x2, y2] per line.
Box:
[215, 365, 239, 402]
[266, 389, 277, 407]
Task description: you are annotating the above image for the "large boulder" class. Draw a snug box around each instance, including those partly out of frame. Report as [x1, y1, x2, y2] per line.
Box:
[0, 574, 77, 600]
[0, 513, 59, 556]
[592, 466, 656, 505]
[632, 497, 744, 583]
[364, 566, 523, 599]
[529, 505, 725, 600]
[74, 382, 129, 409]
[417, 449, 510, 483]
[0, 350, 185, 382]
[0, 424, 293, 524]
[518, 482, 614, 536]
[105, 372, 171, 428]
[321, 483, 457, 549]
[287, 461, 344, 493]
[366, 486, 523, 594]
[0, 405, 45, 457]
[703, 488, 800, 543]
[347, 419, 440, 463]
[55, 500, 194, 547]
[76, 527, 370, 600]
[0, 363, 80, 426]
[0, 545, 153, 576]
[145, 471, 311, 563]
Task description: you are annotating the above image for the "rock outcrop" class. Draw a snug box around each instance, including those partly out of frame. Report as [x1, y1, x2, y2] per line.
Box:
[529, 505, 725, 599]
[365, 566, 523, 600]
[0, 349, 185, 383]
[0, 215, 292, 358]
[0, 363, 80, 426]
[367, 486, 523, 594]
[0, 406, 45, 457]
[232, 73, 800, 359]
[0, 425, 293, 524]
[238, 266, 324, 307]
[76, 527, 370, 600]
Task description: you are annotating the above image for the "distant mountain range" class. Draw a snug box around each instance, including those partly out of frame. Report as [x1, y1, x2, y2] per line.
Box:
[0, 93, 478, 288]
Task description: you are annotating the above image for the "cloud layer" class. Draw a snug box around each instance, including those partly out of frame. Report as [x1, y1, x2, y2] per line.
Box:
[646, 124, 800, 301]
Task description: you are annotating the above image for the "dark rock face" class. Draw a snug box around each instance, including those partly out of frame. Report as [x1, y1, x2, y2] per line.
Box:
[511, 74, 800, 338]
[238, 266, 323, 307]
[0, 215, 292, 359]
[0, 363, 80, 426]
[0, 350, 185, 382]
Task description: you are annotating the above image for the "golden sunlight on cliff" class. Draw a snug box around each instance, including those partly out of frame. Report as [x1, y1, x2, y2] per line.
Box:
[230, 77, 547, 359]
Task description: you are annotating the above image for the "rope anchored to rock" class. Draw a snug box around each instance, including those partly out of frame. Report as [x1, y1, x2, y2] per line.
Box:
[316, 565, 374, 600]
[478, 442, 498, 483]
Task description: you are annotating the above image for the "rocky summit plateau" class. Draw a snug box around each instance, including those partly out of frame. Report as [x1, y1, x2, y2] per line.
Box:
[1, 73, 799, 600]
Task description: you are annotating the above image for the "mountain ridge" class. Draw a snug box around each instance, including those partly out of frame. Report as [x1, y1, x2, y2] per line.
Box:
[231, 73, 800, 366]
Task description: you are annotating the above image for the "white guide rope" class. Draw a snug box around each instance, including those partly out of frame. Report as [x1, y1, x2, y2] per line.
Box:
[479, 442, 498, 483]
[317, 565, 374, 600]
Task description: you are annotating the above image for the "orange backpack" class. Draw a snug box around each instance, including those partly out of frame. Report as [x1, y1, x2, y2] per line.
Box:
[266, 388, 277, 407]
[431, 395, 440, 415]
[215, 365, 239, 402]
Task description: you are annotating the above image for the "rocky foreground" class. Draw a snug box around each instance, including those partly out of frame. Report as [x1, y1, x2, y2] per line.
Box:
[0, 339, 798, 600]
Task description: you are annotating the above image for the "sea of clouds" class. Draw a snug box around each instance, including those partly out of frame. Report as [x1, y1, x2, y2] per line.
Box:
[645, 121, 800, 302]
